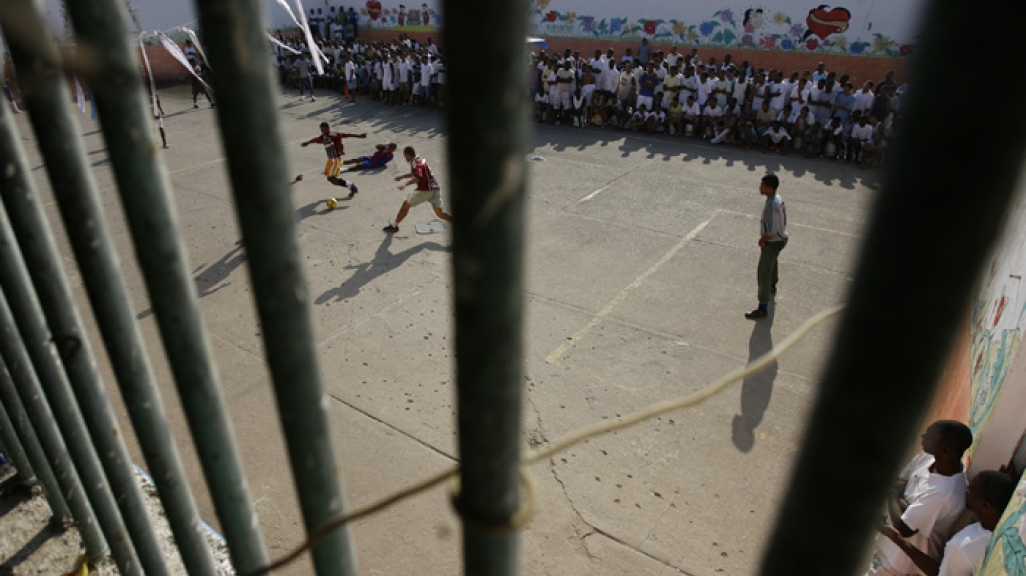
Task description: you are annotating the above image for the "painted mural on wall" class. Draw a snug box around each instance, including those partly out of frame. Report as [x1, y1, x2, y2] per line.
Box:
[967, 184, 1026, 438]
[357, 0, 442, 31]
[979, 479, 1026, 576]
[528, 0, 926, 59]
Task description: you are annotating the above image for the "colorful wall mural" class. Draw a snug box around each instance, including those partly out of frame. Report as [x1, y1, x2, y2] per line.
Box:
[969, 197, 1026, 437]
[527, 0, 927, 59]
[979, 481, 1026, 576]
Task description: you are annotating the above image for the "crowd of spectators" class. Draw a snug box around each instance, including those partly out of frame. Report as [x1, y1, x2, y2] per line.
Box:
[274, 32, 445, 108]
[273, 31, 908, 169]
[532, 45, 909, 169]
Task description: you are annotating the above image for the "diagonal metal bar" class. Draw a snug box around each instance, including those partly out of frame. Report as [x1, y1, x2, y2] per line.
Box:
[9, 2, 223, 575]
[0, 376, 37, 485]
[758, 1, 1026, 575]
[192, 1, 357, 574]
[22, 5, 272, 576]
[444, 0, 530, 574]
[0, 5, 172, 576]
[0, 298, 107, 561]
[0, 357, 73, 521]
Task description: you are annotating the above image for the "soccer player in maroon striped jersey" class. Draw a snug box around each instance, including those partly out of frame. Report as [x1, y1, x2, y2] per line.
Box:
[383, 146, 451, 233]
[301, 122, 366, 181]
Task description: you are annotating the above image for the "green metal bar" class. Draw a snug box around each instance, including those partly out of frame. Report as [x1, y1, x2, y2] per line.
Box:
[7, 3, 222, 575]
[26, 5, 272, 576]
[0, 6, 170, 576]
[444, 0, 530, 574]
[0, 381, 36, 484]
[0, 302, 107, 560]
[758, 1, 1026, 575]
[0, 359, 73, 521]
[193, 2, 357, 574]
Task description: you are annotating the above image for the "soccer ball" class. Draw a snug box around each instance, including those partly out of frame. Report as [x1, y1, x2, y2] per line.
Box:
[326, 197, 338, 210]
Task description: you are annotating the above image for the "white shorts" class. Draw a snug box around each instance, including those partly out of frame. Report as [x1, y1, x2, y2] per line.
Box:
[553, 91, 570, 110]
[636, 95, 654, 111]
[407, 188, 443, 209]
[154, 117, 164, 128]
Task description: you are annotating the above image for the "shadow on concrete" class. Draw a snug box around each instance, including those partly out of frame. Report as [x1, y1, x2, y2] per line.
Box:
[136, 241, 248, 321]
[732, 305, 778, 453]
[0, 522, 60, 573]
[315, 233, 449, 305]
[193, 241, 247, 298]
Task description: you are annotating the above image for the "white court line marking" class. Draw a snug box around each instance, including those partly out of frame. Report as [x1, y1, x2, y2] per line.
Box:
[545, 210, 720, 364]
[576, 165, 644, 204]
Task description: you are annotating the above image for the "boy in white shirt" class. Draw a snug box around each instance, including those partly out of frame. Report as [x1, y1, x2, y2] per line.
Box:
[878, 470, 1014, 576]
[701, 99, 724, 138]
[681, 95, 702, 136]
[867, 421, 973, 576]
[762, 121, 791, 154]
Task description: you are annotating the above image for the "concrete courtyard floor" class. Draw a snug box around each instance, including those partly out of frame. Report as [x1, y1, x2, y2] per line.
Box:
[9, 85, 877, 575]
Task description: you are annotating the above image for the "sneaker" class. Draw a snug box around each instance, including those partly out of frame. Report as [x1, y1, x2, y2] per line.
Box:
[744, 309, 768, 320]
[194, 103, 199, 109]
[162, 144, 170, 149]
[382, 223, 399, 233]
[311, 96, 316, 102]
[348, 183, 358, 199]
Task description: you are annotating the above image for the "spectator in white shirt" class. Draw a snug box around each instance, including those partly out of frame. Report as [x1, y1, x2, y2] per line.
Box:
[878, 470, 1014, 576]
[854, 81, 876, 114]
[867, 421, 974, 576]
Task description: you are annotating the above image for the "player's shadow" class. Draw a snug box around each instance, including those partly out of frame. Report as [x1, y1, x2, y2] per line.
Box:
[295, 200, 348, 221]
[732, 304, 777, 453]
[193, 241, 247, 298]
[315, 234, 449, 304]
[136, 241, 248, 320]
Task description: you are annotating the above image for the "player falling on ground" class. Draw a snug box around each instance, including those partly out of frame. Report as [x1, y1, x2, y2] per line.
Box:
[383, 146, 452, 233]
[339, 142, 398, 173]
[301, 122, 365, 197]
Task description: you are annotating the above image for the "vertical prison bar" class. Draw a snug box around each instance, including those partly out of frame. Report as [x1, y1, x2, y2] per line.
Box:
[0, 297, 107, 561]
[36, 1, 226, 574]
[0, 357, 72, 521]
[0, 3, 173, 573]
[444, 0, 531, 575]
[0, 377, 36, 485]
[758, 0, 1026, 575]
[0, 204, 141, 575]
[193, 1, 359, 573]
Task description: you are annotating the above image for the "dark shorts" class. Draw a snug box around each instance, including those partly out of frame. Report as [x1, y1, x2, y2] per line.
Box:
[360, 156, 391, 169]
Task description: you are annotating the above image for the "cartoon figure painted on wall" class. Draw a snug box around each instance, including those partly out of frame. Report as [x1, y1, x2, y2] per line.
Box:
[421, 3, 432, 25]
[743, 8, 765, 32]
[742, 8, 765, 47]
[365, 0, 382, 26]
[802, 5, 851, 42]
[398, 4, 407, 26]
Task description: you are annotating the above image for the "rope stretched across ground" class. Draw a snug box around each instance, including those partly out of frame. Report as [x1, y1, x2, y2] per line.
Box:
[242, 305, 845, 576]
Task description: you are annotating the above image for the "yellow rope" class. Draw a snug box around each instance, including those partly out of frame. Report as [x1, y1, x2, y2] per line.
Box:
[242, 305, 844, 576]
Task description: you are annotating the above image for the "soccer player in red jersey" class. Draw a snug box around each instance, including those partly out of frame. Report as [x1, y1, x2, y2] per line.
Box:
[383, 146, 452, 233]
[301, 122, 366, 180]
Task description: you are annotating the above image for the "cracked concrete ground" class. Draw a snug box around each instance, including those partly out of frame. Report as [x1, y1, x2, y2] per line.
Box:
[5, 83, 875, 575]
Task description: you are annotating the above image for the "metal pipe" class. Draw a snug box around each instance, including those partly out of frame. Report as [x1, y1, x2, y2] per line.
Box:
[0, 299, 107, 560]
[0, 380, 36, 485]
[192, 1, 357, 573]
[758, 1, 1026, 575]
[0, 6, 170, 576]
[9, 2, 222, 574]
[444, 0, 530, 573]
[0, 358, 73, 521]
[21, 5, 272, 576]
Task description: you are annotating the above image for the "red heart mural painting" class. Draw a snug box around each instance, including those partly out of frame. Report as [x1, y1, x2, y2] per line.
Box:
[366, 0, 382, 21]
[803, 5, 851, 41]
